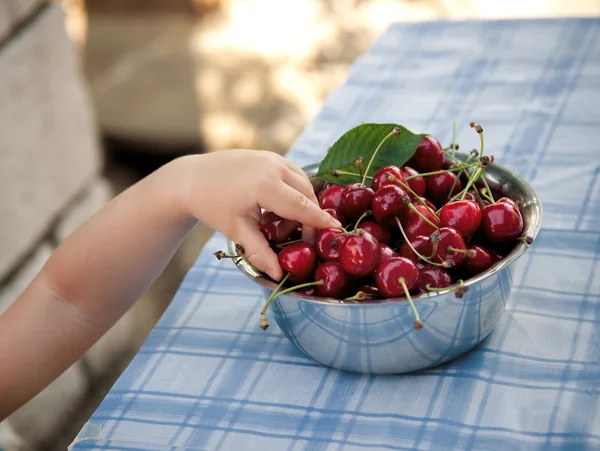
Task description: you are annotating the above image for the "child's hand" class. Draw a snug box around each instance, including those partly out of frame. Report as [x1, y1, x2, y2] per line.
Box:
[184, 150, 341, 280]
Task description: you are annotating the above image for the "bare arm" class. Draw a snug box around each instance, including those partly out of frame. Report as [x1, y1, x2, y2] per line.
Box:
[0, 151, 338, 418]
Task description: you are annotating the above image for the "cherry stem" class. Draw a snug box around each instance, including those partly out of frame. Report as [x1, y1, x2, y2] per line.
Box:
[345, 291, 368, 301]
[444, 148, 479, 202]
[429, 238, 439, 259]
[260, 273, 290, 314]
[477, 125, 485, 160]
[404, 163, 473, 180]
[362, 126, 401, 186]
[398, 277, 423, 329]
[448, 246, 476, 258]
[388, 175, 440, 221]
[407, 202, 439, 230]
[260, 276, 324, 330]
[459, 167, 482, 201]
[355, 157, 364, 181]
[276, 239, 303, 249]
[479, 175, 496, 203]
[395, 217, 443, 267]
[331, 170, 373, 180]
[479, 188, 495, 203]
[353, 210, 371, 230]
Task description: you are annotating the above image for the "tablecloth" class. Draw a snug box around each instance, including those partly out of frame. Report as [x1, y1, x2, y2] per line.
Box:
[71, 18, 600, 451]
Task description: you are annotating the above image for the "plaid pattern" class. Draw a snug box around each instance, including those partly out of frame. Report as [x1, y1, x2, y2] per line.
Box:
[71, 18, 600, 451]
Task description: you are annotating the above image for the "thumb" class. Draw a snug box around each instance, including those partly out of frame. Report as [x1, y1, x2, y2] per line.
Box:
[235, 222, 283, 281]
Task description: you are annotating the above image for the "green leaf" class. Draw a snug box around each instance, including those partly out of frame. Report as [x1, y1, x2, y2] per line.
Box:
[316, 123, 427, 187]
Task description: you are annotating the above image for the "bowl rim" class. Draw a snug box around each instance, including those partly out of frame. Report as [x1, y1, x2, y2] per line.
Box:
[228, 152, 543, 306]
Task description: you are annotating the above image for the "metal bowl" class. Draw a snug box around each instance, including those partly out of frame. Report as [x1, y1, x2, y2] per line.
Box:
[228, 153, 543, 374]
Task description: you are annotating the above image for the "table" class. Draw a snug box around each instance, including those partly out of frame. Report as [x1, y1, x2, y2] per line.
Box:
[71, 18, 600, 450]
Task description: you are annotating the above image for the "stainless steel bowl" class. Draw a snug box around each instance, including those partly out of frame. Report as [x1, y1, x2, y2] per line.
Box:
[228, 153, 543, 374]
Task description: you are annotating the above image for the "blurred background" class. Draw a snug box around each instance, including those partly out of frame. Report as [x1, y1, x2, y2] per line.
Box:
[0, 0, 598, 449]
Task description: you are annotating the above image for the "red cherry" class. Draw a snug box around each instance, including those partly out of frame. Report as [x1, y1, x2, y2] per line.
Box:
[426, 173, 463, 207]
[323, 208, 348, 227]
[464, 245, 493, 276]
[482, 200, 523, 242]
[375, 256, 420, 297]
[356, 283, 381, 299]
[259, 212, 299, 244]
[379, 244, 399, 262]
[401, 205, 440, 241]
[464, 191, 477, 203]
[401, 166, 426, 197]
[318, 184, 344, 209]
[372, 184, 410, 227]
[439, 200, 482, 238]
[314, 261, 350, 299]
[371, 166, 407, 192]
[357, 221, 391, 244]
[399, 235, 432, 264]
[410, 135, 445, 173]
[339, 230, 381, 277]
[315, 228, 347, 261]
[433, 227, 468, 266]
[412, 196, 436, 213]
[418, 266, 453, 293]
[278, 242, 318, 283]
[497, 197, 519, 210]
[488, 248, 504, 263]
[340, 183, 375, 221]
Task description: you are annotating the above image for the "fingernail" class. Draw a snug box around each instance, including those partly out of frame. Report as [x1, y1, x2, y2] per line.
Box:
[332, 219, 342, 227]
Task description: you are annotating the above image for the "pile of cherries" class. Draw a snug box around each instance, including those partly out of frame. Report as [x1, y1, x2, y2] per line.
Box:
[224, 124, 528, 329]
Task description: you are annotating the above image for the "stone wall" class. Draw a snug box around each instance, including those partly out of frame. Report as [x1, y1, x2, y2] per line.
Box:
[0, 3, 135, 449]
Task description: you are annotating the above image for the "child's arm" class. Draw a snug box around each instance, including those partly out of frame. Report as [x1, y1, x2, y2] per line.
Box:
[0, 150, 339, 419]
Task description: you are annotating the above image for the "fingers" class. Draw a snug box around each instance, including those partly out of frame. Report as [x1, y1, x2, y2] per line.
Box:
[282, 168, 319, 206]
[236, 221, 283, 281]
[260, 183, 342, 231]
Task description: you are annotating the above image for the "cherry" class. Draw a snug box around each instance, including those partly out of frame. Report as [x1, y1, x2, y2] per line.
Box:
[379, 243, 399, 262]
[439, 200, 482, 238]
[464, 191, 477, 203]
[318, 184, 344, 210]
[418, 266, 453, 293]
[412, 196, 436, 213]
[278, 242, 318, 283]
[375, 257, 420, 297]
[314, 261, 350, 298]
[464, 245, 493, 276]
[339, 229, 381, 277]
[372, 184, 410, 227]
[340, 183, 374, 221]
[433, 227, 468, 267]
[410, 135, 445, 173]
[358, 221, 391, 244]
[482, 200, 523, 242]
[371, 165, 406, 192]
[401, 166, 426, 197]
[426, 172, 463, 207]
[497, 197, 519, 210]
[323, 208, 348, 227]
[259, 212, 299, 244]
[399, 235, 432, 264]
[356, 283, 381, 299]
[488, 248, 504, 263]
[402, 204, 440, 241]
[315, 228, 347, 261]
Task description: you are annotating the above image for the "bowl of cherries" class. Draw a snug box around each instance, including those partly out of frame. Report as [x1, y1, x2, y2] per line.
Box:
[221, 121, 543, 375]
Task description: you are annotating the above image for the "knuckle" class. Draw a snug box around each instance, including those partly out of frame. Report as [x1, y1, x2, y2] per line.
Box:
[298, 194, 309, 212]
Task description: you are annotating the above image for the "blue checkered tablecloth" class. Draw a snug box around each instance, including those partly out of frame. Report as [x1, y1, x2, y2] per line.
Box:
[71, 18, 600, 451]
